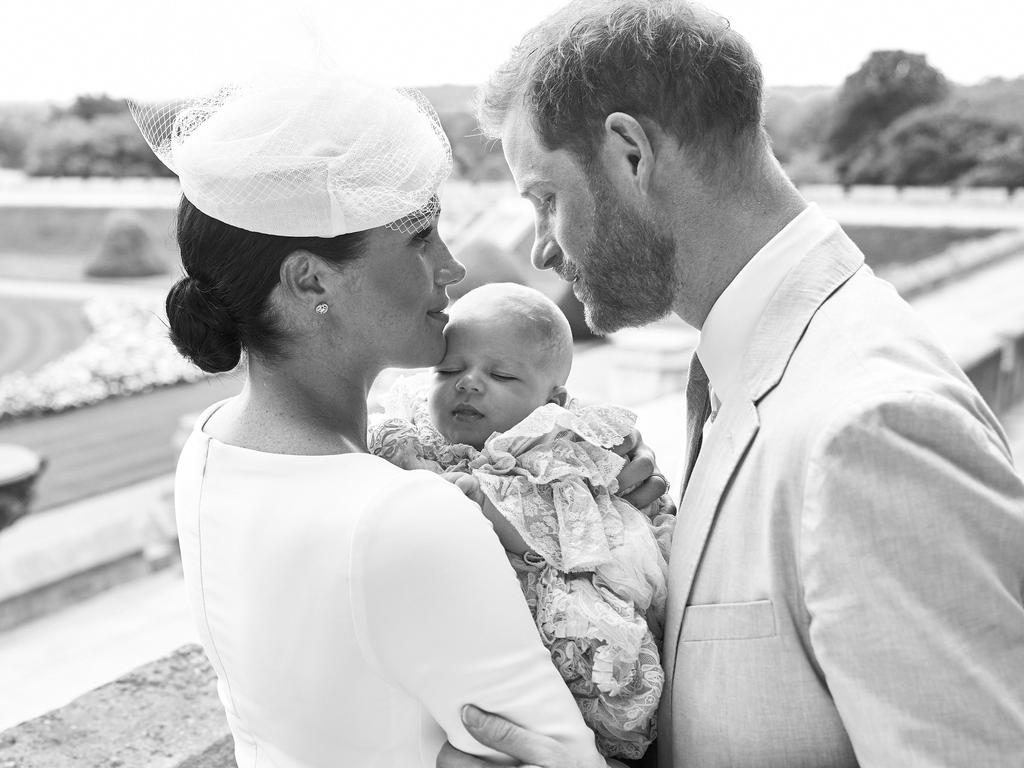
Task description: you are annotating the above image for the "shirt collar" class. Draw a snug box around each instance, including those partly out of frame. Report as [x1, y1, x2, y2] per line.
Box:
[696, 203, 839, 405]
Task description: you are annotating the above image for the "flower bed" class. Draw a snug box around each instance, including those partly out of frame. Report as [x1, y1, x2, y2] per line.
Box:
[0, 297, 205, 422]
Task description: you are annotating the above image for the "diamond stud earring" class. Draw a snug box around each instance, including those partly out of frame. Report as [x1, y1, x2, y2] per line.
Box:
[314, 303, 329, 315]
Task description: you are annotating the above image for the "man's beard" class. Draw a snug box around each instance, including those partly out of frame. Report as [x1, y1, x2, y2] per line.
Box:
[562, 173, 679, 335]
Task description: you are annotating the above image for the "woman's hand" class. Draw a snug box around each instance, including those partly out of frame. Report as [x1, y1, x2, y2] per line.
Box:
[441, 473, 530, 555]
[612, 428, 670, 509]
[441, 472, 485, 506]
[436, 706, 613, 768]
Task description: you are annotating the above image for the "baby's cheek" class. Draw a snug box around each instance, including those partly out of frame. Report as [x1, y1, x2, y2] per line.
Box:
[426, 388, 445, 422]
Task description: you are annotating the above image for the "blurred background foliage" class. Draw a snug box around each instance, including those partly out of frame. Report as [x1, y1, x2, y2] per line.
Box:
[0, 51, 1022, 192]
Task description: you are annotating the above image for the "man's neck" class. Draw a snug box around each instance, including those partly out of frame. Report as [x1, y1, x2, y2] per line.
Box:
[671, 167, 807, 330]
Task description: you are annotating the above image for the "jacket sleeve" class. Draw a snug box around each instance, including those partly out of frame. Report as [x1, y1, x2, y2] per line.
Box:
[800, 389, 1024, 766]
[349, 470, 599, 764]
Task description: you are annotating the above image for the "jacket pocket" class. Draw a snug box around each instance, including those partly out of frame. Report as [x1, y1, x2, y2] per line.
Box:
[681, 599, 776, 642]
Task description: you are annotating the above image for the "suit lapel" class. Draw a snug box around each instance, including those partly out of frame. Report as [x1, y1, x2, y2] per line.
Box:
[664, 230, 866, 664]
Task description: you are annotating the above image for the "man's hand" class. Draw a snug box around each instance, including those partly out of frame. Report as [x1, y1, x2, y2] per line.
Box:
[436, 705, 609, 768]
[613, 428, 669, 509]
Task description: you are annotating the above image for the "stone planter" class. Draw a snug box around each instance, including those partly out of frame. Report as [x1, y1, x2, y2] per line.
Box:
[0, 444, 44, 532]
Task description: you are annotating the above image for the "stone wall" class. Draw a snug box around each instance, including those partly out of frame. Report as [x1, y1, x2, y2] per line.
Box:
[0, 645, 234, 768]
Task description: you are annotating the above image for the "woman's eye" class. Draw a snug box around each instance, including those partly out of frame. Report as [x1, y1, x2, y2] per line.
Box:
[413, 225, 434, 243]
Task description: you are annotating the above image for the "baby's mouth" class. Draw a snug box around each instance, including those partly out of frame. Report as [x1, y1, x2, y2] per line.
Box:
[451, 403, 484, 421]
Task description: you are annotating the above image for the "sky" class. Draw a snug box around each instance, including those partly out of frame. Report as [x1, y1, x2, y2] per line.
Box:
[2, 0, 1022, 103]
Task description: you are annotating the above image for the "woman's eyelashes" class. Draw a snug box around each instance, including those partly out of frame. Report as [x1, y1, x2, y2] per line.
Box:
[412, 225, 434, 244]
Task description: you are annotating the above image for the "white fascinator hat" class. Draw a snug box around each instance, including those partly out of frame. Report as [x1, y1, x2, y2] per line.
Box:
[128, 71, 452, 237]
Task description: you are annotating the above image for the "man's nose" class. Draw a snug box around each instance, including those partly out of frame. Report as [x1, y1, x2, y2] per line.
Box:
[531, 230, 561, 271]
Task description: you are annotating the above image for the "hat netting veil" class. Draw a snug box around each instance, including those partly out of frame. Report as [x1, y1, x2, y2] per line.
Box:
[128, 72, 452, 237]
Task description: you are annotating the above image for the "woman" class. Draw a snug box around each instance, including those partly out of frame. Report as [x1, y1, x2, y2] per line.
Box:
[133, 72, 662, 768]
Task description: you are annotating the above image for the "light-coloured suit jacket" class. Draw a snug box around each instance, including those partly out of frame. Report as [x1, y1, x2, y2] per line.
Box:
[658, 229, 1024, 767]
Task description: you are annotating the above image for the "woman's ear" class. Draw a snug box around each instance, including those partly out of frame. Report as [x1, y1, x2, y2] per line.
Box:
[601, 112, 656, 196]
[547, 385, 569, 407]
[278, 250, 328, 306]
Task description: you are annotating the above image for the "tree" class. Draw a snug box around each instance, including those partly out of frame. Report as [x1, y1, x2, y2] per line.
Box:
[844, 103, 1022, 187]
[959, 135, 1024, 195]
[825, 51, 950, 177]
[24, 112, 174, 177]
[66, 93, 127, 121]
[764, 89, 835, 164]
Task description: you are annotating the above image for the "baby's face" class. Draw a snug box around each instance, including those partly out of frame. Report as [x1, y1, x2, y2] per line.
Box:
[429, 315, 560, 448]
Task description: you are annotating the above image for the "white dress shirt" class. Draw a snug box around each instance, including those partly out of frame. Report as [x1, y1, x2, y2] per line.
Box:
[696, 204, 841, 430]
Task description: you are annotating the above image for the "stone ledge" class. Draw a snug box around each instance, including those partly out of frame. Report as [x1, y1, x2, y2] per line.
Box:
[0, 645, 234, 768]
[880, 230, 1024, 300]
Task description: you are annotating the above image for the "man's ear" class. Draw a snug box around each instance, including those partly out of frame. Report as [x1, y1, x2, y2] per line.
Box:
[548, 385, 569, 407]
[278, 250, 328, 305]
[600, 112, 656, 196]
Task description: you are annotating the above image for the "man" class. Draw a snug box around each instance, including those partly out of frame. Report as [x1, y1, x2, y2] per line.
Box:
[438, 1, 1024, 766]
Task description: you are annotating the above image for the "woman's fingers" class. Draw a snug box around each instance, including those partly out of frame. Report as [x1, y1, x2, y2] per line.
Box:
[441, 473, 484, 506]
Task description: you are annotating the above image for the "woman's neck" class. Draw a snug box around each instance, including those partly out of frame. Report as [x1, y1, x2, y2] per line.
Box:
[208, 356, 375, 455]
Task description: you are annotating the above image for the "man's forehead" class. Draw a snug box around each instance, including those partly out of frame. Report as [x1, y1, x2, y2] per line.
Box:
[501, 109, 580, 194]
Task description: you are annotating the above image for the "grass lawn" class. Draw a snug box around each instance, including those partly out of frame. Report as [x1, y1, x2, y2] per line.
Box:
[843, 225, 1005, 270]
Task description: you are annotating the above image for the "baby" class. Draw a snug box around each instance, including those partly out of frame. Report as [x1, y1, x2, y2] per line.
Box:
[368, 283, 674, 760]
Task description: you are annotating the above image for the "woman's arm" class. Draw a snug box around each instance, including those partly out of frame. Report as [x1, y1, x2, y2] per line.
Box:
[350, 471, 603, 765]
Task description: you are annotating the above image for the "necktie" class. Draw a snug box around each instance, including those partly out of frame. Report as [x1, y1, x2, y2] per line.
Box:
[682, 352, 713, 491]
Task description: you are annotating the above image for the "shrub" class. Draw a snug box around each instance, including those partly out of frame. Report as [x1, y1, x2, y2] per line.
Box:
[85, 210, 168, 278]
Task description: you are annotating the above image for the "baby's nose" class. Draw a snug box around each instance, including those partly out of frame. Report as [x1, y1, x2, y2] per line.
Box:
[456, 373, 481, 392]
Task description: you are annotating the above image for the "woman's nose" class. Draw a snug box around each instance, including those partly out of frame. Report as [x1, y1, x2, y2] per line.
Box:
[436, 244, 466, 287]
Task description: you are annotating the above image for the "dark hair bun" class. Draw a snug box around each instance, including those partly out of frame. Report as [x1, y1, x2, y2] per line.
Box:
[165, 276, 242, 374]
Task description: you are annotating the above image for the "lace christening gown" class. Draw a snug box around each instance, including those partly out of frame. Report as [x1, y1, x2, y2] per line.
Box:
[368, 375, 676, 760]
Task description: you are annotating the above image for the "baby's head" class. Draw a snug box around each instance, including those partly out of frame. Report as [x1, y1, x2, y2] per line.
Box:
[428, 283, 573, 448]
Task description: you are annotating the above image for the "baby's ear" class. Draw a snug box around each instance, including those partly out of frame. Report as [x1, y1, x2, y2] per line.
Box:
[548, 385, 568, 407]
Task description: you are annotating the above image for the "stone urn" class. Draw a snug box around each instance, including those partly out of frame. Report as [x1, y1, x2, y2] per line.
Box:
[0, 444, 45, 532]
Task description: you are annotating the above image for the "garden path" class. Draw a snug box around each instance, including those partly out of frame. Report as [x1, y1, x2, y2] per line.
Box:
[0, 376, 241, 510]
[0, 297, 90, 376]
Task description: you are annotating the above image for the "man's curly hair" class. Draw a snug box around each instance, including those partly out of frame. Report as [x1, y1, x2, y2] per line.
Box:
[478, 0, 766, 172]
